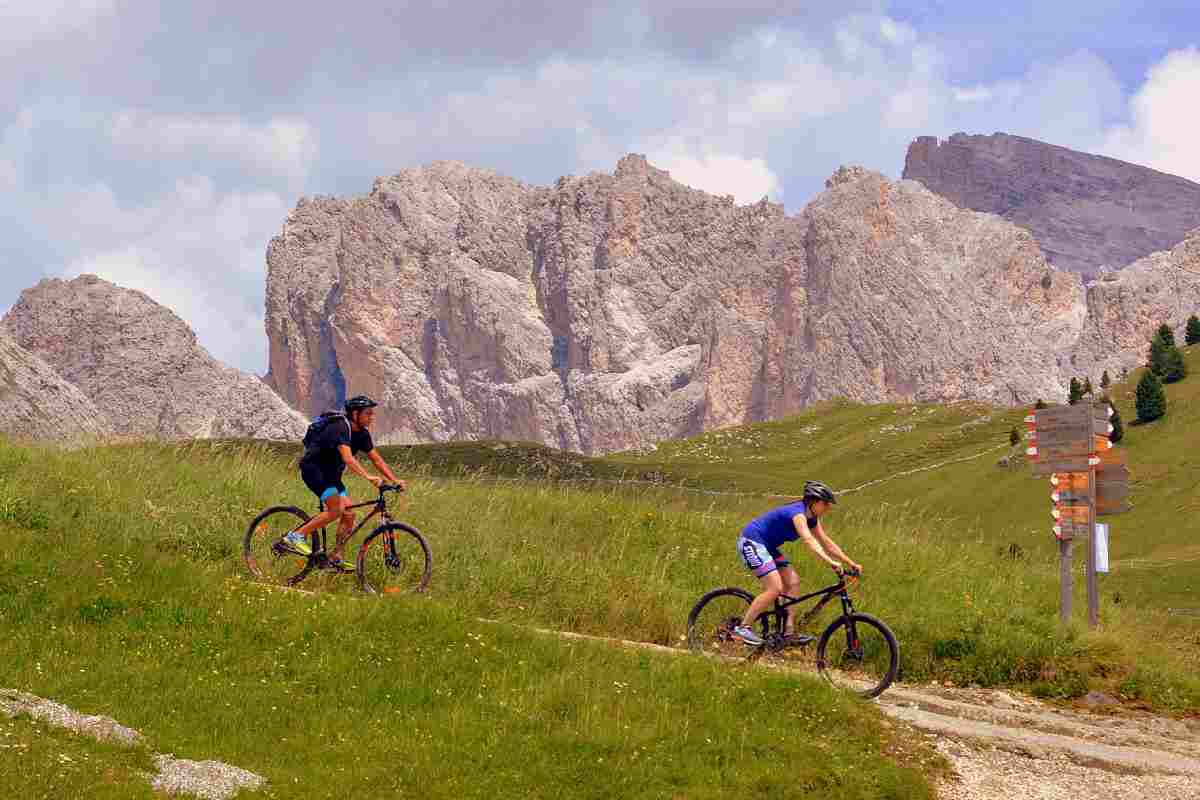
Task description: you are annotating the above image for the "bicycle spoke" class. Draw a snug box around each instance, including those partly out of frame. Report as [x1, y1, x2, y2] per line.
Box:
[357, 524, 431, 595]
[817, 614, 898, 698]
[242, 507, 314, 587]
[687, 590, 767, 658]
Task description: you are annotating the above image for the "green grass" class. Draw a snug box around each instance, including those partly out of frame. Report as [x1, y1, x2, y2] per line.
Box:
[0, 441, 936, 799]
[3, 348, 1200, 796]
[0, 715, 156, 800]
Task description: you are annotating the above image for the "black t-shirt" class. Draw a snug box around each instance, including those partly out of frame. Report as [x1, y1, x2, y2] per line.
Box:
[299, 417, 374, 478]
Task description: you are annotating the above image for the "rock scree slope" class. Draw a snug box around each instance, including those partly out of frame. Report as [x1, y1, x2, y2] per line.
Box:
[903, 132, 1200, 277]
[0, 327, 113, 442]
[2, 275, 307, 441]
[264, 155, 1200, 454]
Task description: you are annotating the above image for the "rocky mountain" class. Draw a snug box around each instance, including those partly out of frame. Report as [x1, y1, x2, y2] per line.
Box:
[0, 328, 113, 442]
[263, 155, 1200, 454]
[2, 275, 308, 441]
[903, 132, 1200, 277]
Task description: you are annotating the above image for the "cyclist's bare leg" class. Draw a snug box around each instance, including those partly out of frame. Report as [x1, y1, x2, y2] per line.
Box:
[742, 569, 784, 629]
[328, 496, 357, 562]
[291, 501, 342, 539]
[777, 565, 803, 634]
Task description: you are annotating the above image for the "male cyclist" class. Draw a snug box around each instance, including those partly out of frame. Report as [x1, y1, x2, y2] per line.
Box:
[278, 395, 405, 571]
[732, 480, 862, 646]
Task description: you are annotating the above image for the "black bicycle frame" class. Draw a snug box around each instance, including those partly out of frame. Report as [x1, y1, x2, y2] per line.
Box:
[311, 491, 395, 556]
[768, 578, 856, 632]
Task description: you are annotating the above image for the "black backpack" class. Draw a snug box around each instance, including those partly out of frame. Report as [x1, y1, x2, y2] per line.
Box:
[302, 411, 349, 451]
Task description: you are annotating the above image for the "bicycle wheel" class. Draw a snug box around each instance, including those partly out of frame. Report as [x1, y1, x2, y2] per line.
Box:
[816, 612, 899, 698]
[686, 588, 769, 658]
[356, 523, 432, 595]
[243, 506, 315, 587]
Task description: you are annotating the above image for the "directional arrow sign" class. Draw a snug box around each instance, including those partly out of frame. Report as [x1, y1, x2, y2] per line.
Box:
[1054, 519, 1089, 540]
[1050, 472, 1091, 491]
[1033, 456, 1093, 476]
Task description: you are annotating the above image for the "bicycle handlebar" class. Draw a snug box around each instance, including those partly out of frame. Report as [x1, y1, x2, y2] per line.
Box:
[378, 483, 406, 494]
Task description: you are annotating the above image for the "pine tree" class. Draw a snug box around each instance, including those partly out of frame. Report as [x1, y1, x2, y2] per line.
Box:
[1148, 333, 1171, 377]
[1034, 398, 1047, 410]
[1164, 346, 1188, 383]
[1136, 370, 1167, 423]
[1187, 314, 1200, 346]
[1082, 376, 1093, 396]
[1068, 377, 1084, 405]
[1157, 323, 1176, 348]
[1100, 370, 1111, 389]
[1009, 426, 1021, 447]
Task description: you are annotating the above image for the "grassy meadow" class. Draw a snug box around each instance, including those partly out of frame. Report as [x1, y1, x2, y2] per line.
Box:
[2, 347, 1199, 797]
[0, 439, 937, 799]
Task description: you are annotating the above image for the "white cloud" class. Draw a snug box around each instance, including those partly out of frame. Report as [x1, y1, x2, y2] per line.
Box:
[0, 158, 15, 191]
[1101, 47, 1200, 183]
[107, 112, 318, 184]
[0, 0, 119, 44]
[48, 176, 290, 373]
[642, 146, 781, 204]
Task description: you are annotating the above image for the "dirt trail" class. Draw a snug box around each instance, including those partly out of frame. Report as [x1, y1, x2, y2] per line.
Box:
[480, 621, 1200, 800]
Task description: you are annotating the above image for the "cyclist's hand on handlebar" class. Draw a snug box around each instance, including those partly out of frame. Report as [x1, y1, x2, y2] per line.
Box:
[379, 480, 406, 493]
[844, 563, 863, 578]
[830, 562, 845, 577]
[366, 474, 384, 488]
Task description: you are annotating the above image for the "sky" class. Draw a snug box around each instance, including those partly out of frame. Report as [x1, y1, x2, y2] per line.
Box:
[2, 1, 1199, 375]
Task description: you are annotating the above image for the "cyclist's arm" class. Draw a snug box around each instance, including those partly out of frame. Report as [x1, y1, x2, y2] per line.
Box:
[813, 521, 861, 572]
[792, 515, 840, 570]
[338, 444, 380, 484]
[366, 449, 401, 485]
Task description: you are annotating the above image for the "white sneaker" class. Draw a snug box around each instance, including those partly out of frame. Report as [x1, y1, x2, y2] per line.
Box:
[732, 624, 764, 646]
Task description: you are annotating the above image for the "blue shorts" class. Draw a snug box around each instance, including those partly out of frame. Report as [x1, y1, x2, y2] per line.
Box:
[737, 536, 790, 578]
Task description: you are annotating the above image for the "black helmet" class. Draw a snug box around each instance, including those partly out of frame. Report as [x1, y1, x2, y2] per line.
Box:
[803, 480, 837, 505]
[344, 395, 378, 413]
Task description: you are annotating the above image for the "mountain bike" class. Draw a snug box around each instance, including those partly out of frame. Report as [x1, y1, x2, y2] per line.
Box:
[686, 569, 899, 698]
[242, 484, 431, 594]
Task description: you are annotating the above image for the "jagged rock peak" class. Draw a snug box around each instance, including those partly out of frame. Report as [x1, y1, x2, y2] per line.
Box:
[903, 132, 1200, 276]
[2, 275, 307, 441]
[0, 327, 113, 443]
[825, 165, 872, 188]
[263, 155, 1135, 454]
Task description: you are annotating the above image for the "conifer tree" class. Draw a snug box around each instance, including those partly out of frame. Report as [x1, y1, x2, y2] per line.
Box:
[1157, 323, 1176, 348]
[1136, 370, 1166, 423]
[1082, 376, 1093, 396]
[1148, 333, 1171, 377]
[1009, 426, 1021, 447]
[1187, 314, 1200, 346]
[1164, 346, 1188, 383]
[1100, 370, 1111, 388]
[1034, 398, 1047, 410]
[1068, 377, 1084, 405]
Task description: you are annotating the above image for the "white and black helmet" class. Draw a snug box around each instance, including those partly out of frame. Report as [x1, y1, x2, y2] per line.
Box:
[803, 480, 837, 505]
[344, 395, 378, 413]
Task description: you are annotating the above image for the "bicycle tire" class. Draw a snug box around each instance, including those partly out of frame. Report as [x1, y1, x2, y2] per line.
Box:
[242, 505, 315, 587]
[355, 522, 432, 595]
[816, 612, 899, 699]
[686, 587, 769, 656]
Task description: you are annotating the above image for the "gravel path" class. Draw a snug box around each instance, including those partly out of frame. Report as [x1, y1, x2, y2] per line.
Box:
[0, 688, 265, 799]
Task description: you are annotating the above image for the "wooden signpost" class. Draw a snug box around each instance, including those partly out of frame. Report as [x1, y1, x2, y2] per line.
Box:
[1027, 400, 1130, 628]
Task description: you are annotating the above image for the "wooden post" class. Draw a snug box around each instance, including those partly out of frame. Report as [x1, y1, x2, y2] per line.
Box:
[1059, 537, 1073, 624]
[1086, 464, 1099, 628]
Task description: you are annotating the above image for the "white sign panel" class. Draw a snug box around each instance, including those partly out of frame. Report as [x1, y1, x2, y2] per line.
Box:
[1095, 523, 1110, 573]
